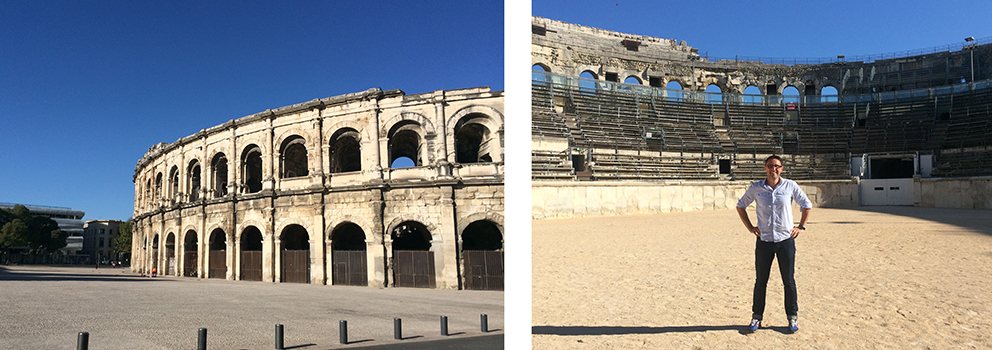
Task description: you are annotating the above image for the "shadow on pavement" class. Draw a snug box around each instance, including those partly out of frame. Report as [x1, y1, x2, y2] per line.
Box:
[345, 334, 503, 350]
[0, 267, 155, 282]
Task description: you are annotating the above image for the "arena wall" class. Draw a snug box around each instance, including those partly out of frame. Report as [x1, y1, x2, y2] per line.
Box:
[532, 179, 858, 220]
[132, 87, 504, 290]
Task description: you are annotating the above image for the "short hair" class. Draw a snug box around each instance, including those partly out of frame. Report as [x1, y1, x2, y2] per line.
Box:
[764, 155, 783, 166]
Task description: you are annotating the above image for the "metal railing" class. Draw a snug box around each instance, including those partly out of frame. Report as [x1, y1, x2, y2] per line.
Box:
[706, 35, 992, 65]
[533, 71, 992, 106]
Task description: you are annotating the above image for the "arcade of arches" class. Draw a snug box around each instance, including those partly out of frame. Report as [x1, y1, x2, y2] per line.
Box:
[132, 87, 504, 290]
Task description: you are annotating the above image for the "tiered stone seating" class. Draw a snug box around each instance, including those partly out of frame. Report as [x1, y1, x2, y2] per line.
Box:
[589, 153, 718, 181]
[532, 150, 575, 180]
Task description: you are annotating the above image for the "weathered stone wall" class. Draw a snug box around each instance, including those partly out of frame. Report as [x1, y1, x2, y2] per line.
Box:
[917, 177, 992, 209]
[533, 16, 992, 95]
[132, 87, 504, 290]
[532, 179, 859, 220]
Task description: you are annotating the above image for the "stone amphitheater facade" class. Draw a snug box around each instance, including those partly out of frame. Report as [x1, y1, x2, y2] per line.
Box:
[132, 87, 504, 290]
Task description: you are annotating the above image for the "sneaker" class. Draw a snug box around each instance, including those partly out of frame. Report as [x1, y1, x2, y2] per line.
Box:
[747, 318, 761, 333]
[788, 316, 799, 333]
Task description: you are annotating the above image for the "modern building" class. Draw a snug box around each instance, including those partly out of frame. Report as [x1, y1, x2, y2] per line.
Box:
[82, 220, 123, 264]
[0, 202, 85, 254]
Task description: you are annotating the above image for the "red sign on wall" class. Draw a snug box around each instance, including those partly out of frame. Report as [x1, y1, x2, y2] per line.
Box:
[786, 103, 797, 111]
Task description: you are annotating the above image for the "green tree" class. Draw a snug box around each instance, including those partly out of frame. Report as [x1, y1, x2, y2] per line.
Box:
[0, 205, 66, 257]
[114, 218, 133, 257]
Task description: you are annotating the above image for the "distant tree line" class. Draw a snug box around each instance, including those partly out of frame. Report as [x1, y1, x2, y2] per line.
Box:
[114, 219, 132, 259]
[0, 205, 67, 261]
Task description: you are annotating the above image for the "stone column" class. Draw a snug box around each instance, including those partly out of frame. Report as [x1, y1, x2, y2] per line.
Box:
[273, 238, 282, 283]
[369, 189, 386, 287]
[436, 186, 459, 289]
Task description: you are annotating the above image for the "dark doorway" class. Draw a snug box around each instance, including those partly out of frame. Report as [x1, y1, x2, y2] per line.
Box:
[331, 223, 368, 286]
[183, 230, 198, 277]
[208, 229, 227, 279]
[461, 221, 503, 291]
[165, 233, 176, 276]
[281, 225, 310, 284]
[870, 157, 915, 179]
[240, 226, 263, 281]
[391, 221, 435, 288]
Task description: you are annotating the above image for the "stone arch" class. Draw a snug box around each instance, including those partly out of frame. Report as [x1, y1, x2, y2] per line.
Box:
[279, 224, 311, 284]
[387, 120, 425, 168]
[240, 144, 263, 194]
[460, 220, 502, 251]
[207, 227, 227, 279]
[279, 135, 309, 179]
[390, 221, 432, 250]
[187, 159, 202, 201]
[379, 112, 437, 139]
[705, 84, 723, 104]
[385, 215, 441, 244]
[183, 229, 198, 277]
[211, 152, 229, 197]
[329, 127, 362, 173]
[275, 217, 313, 241]
[154, 172, 163, 200]
[532, 63, 550, 72]
[329, 222, 366, 251]
[325, 216, 374, 243]
[168, 165, 179, 200]
[623, 75, 642, 85]
[165, 232, 177, 275]
[579, 70, 598, 80]
[238, 219, 271, 239]
[449, 106, 503, 164]
[239, 225, 264, 281]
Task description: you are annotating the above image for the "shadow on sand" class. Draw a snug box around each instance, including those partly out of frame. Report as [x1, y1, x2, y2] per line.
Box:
[533, 325, 751, 336]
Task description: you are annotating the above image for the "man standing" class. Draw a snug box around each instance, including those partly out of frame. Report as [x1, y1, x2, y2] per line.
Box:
[736, 155, 812, 333]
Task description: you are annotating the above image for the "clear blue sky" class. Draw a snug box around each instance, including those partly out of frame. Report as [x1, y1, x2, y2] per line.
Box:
[0, 1, 503, 221]
[534, 0, 992, 60]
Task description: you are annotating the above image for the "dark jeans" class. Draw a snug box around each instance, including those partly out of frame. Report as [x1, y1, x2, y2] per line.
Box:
[752, 237, 798, 320]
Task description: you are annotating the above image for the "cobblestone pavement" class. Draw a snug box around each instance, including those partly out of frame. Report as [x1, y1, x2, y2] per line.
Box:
[0, 266, 503, 350]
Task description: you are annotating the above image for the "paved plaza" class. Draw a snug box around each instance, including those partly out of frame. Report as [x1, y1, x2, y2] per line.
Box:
[0, 266, 502, 350]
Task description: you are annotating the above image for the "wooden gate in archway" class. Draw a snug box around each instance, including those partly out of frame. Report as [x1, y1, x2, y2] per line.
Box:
[184, 251, 198, 277]
[332, 250, 367, 286]
[393, 251, 435, 288]
[281, 250, 310, 283]
[208, 251, 226, 278]
[463, 250, 503, 290]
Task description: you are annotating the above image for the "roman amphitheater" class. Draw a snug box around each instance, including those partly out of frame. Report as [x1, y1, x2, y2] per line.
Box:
[531, 16, 992, 349]
[132, 86, 503, 290]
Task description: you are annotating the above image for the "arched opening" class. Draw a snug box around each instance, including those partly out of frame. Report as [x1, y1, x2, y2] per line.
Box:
[391, 221, 435, 288]
[151, 234, 159, 274]
[461, 220, 503, 290]
[188, 160, 201, 201]
[241, 145, 263, 194]
[329, 129, 362, 173]
[391, 157, 415, 168]
[783, 86, 800, 103]
[281, 224, 310, 284]
[532, 63, 549, 82]
[211, 153, 228, 197]
[455, 120, 494, 164]
[183, 230, 198, 277]
[821, 86, 839, 103]
[144, 179, 151, 207]
[666, 80, 683, 101]
[240, 226, 263, 281]
[169, 166, 179, 200]
[208, 228, 226, 279]
[743, 85, 762, 104]
[388, 122, 423, 168]
[165, 233, 176, 276]
[154, 173, 163, 200]
[330, 222, 368, 286]
[623, 76, 641, 85]
[705, 84, 723, 104]
[579, 71, 597, 90]
[280, 136, 309, 178]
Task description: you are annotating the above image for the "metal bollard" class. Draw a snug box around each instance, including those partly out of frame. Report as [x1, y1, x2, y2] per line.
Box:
[394, 318, 402, 340]
[77, 332, 89, 350]
[440, 316, 449, 336]
[481, 314, 488, 333]
[198, 328, 207, 350]
[275, 324, 284, 350]
[339, 320, 348, 344]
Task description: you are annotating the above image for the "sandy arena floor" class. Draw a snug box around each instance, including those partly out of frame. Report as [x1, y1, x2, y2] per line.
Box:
[533, 206, 992, 349]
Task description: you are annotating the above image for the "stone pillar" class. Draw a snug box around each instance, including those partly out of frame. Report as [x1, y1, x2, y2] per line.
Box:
[226, 231, 235, 281]
[436, 186, 458, 289]
[311, 225, 326, 285]
[262, 222, 275, 283]
[369, 189, 386, 287]
[264, 115, 275, 191]
[273, 238, 282, 283]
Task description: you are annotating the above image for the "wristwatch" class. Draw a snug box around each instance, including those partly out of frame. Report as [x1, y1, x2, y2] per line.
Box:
[797, 225, 806, 230]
